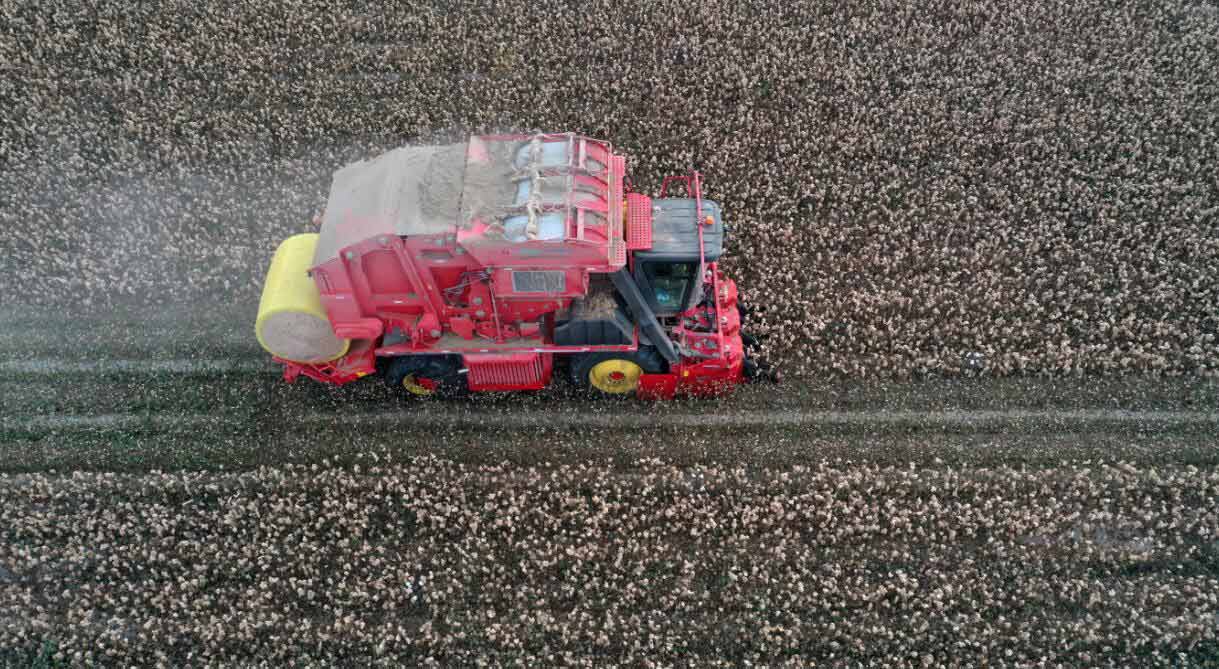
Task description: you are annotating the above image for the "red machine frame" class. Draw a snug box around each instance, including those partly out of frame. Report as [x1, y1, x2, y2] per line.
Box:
[274, 134, 745, 399]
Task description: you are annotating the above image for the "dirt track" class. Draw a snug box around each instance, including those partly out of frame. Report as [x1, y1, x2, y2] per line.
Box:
[0, 310, 1215, 477]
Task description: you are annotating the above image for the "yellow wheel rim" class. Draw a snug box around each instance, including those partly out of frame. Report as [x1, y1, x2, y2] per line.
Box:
[589, 359, 643, 394]
[401, 373, 436, 396]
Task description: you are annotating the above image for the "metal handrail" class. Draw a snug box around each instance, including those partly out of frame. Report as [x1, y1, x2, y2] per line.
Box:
[659, 171, 728, 362]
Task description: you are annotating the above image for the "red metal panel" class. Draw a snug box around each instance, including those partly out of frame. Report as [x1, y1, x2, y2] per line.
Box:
[450, 316, 475, 340]
[625, 193, 653, 250]
[333, 317, 383, 340]
[608, 154, 626, 269]
[490, 267, 587, 299]
[665, 260, 747, 397]
[464, 352, 552, 391]
[610, 239, 626, 267]
[360, 249, 413, 294]
[276, 340, 377, 386]
[717, 277, 738, 309]
[719, 307, 741, 337]
[676, 363, 741, 397]
[637, 373, 678, 400]
[584, 139, 610, 169]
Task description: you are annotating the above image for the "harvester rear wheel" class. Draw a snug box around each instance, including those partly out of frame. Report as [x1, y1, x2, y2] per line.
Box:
[384, 355, 469, 399]
[569, 349, 665, 397]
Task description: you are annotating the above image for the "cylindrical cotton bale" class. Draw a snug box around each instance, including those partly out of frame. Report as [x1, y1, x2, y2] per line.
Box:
[255, 233, 350, 363]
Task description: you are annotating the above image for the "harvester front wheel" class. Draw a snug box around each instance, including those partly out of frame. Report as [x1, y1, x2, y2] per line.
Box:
[384, 355, 469, 399]
[569, 349, 664, 397]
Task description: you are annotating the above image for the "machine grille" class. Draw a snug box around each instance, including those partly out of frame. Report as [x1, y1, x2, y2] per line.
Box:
[465, 353, 550, 390]
[626, 193, 653, 250]
[610, 239, 627, 267]
[511, 270, 566, 294]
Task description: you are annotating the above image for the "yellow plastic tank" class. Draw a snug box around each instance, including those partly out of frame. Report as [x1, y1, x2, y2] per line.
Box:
[254, 233, 350, 363]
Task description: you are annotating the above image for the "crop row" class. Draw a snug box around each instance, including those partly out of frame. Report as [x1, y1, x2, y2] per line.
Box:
[3, 456, 1217, 666]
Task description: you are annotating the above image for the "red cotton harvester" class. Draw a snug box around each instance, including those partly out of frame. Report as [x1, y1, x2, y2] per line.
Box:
[255, 133, 776, 399]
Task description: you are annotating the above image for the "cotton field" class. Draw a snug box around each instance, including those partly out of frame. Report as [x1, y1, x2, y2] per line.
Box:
[2, 457, 1217, 667]
[2, 0, 1218, 665]
[2, 0, 1216, 378]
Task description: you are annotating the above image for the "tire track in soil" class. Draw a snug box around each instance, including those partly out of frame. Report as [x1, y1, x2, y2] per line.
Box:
[6, 409, 1218, 432]
[0, 359, 270, 374]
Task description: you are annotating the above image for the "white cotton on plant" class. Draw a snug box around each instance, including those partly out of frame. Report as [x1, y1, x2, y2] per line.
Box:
[1, 0, 1217, 382]
[3, 459, 1209, 663]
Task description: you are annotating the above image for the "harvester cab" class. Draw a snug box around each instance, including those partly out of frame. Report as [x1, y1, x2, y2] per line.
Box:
[255, 132, 773, 399]
[631, 196, 725, 317]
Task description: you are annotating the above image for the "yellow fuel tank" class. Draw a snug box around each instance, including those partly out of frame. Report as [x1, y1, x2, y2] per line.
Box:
[254, 233, 350, 364]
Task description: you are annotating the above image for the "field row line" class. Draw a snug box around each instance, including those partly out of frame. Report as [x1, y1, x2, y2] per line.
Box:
[0, 359, 270, 374]
[5, 409, 1219, 433]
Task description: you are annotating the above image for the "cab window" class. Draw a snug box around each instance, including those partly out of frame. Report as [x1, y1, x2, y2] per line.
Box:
[644, 261, 698, 312]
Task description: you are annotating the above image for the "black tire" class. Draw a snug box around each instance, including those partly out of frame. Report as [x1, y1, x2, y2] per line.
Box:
[737, 301, 753, 321]
[568, 347, 666, 397]
[742, 357, 760, 381]
[384, 355, 469, 399]
[736, 301, 768, 354]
